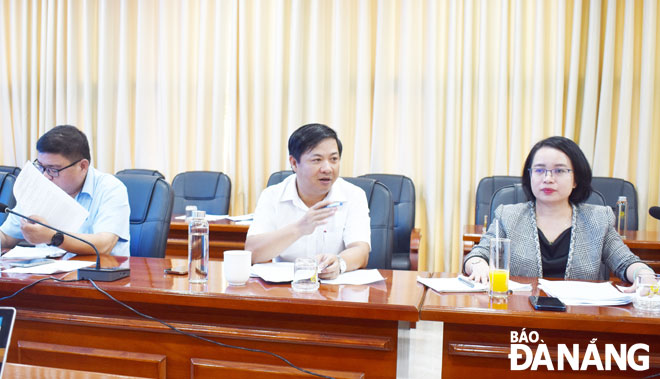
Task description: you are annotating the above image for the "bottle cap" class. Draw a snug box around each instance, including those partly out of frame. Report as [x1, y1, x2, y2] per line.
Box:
[618, 196, 627, 202]
[192, 210, 206, 219]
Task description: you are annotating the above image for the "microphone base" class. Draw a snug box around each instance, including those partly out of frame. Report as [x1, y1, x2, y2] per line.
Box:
[77, 267, 131, 282]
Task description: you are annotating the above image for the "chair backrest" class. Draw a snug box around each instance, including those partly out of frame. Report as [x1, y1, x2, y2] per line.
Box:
[488, 183, 606, 228]
[115, 174, 174, 258]
[0, 173, 17, 225]
[591, 177, 639, 231]
[343, 177, 395, 270]
[172, 171, 231, 215]
[360, 174, 415, 270]
[0, 166, 21, 176]
[475, 176, 521, 226]
[116, 169, 165, 180]
[266, 170, 294, 187]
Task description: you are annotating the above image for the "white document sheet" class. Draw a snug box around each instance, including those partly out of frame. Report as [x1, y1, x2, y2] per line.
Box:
[321, 269, 385, 285]
[3, 260, 94, 274]
[417, 275, 532, 293]
[13, 161, 88, 233]
[250, 262, 294, 283]
[1, 246, 66, 259]
[538, 279, 633, 306]
[174, 214, 229, 221]
[227, 214, 254, 222]
[250, 263, 385, 286]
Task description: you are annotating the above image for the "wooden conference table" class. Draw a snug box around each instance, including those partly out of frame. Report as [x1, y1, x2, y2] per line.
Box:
[0, 255, 425, 379]
[464, 224, 660, 272]
[167, 217, 249, 259]
[422, 273, 660, 378]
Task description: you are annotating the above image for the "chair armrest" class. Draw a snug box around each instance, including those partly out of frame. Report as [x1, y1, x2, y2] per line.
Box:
[409, 228, 421, 270]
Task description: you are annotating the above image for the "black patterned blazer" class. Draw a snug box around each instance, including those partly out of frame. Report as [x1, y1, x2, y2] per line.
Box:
[464, 201, 642, 282]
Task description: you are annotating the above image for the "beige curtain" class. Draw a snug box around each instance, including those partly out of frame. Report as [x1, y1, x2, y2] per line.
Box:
[1, 0, 659, 273]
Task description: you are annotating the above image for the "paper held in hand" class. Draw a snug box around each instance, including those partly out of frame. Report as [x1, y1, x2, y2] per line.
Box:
[13, 161, 88, 233]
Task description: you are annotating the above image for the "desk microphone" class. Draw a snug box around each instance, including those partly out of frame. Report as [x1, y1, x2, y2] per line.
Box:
[650, 206, 660, 221]
[0, 203, 130, 282]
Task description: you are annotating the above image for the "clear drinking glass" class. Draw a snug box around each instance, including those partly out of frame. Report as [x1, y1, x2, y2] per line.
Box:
[616, 196, 628, 238]
[489, 238, 510, 299]
[185, 205, 197, 224]
[292, 257, 320, 292]
[188, 210, 209, 283]
[633, 273, 660, 312]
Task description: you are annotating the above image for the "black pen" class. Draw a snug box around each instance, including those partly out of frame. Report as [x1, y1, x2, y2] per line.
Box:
[458, 276, 476, 288]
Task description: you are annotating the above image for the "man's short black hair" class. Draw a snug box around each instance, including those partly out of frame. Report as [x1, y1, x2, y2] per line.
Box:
[288, 123, 343, 162]
[522, 136, 592, 204]
[36, 125, 91, 163]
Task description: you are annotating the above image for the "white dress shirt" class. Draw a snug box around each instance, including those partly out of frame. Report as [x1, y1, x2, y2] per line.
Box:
[247, 174, 371, 262]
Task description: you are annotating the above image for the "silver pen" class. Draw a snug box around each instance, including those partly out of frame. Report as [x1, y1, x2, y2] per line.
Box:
[458, 276, 476, 288]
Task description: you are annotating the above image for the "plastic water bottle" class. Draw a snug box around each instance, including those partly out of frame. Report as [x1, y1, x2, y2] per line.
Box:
[616, 196, 628, 238]
[188, 210, 209, 283]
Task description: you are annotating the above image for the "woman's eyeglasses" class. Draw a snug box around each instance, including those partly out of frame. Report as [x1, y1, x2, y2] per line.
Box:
[528, 167, 573, 178]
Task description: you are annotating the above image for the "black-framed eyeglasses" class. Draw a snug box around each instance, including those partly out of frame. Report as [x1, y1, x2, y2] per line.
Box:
[33, 158, 82, 177]
[528, 167, 573, 178]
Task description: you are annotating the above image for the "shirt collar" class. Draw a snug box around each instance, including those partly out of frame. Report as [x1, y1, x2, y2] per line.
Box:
[77, 166, 96, 200]
[279, 174, 347, 210]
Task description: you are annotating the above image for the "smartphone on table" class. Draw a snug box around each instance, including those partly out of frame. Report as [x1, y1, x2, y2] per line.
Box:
[529, 295, 567, 312]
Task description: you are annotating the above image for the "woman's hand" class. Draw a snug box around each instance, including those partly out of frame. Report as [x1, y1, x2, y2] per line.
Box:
[466, 257, 489, 284]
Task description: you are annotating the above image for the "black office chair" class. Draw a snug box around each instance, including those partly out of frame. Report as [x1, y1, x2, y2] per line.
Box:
[361, 174, 415, 270]
[266, 171, 395, 269]
[0, 173, 17, 225]
[116, 169, 165, 180]
[488, 183, 607, 228]
[115, 174, 174, 258]
[171, 171, 231, 215]
[0, 166, 21, 176]
[266, 170, 294, 187]
[591, 177, 639, 231]
[343, 177, 395, 270]
[475, 176, 521, 226]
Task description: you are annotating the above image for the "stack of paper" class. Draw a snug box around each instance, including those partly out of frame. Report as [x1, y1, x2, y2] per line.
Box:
[174, 214, 229, 221]
[321, 269, 384, 285]
[1, 246, 66, 259]
[227, 214, 254, 225]
[3, 260, 94, 275]
[417, 275, 532, 293]
[250, 262, 385, 285]
[538, 279, 633, 306]
[250, 262, 294, 283]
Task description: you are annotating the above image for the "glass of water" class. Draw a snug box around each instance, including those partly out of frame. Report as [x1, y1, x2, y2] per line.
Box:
[185, 205, 197, 224]
[633, 272, 660, 312]
[292, 257, 319, 292]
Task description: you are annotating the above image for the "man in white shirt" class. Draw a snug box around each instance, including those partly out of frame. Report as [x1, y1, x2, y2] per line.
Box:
[246, 124, 371, 279]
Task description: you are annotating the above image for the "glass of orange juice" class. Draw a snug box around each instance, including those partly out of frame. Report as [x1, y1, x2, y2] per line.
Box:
[489, 238, 510, 299]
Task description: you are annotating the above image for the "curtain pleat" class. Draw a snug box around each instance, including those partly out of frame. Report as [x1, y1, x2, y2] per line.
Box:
[2, 0, 659, 271]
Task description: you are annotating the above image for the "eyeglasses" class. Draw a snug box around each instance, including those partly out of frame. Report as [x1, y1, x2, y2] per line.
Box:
[33, 158, 82, 177]
[529, 167, 573, 178]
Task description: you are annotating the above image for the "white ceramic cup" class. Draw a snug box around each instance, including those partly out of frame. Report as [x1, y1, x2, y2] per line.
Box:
[223, 250, 252, 286]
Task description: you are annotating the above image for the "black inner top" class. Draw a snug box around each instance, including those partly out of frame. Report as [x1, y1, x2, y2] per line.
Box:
[539, 227, 572, 278]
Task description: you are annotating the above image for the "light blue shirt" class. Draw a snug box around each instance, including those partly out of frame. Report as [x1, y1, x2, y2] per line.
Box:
[0, 167, 131, 256]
